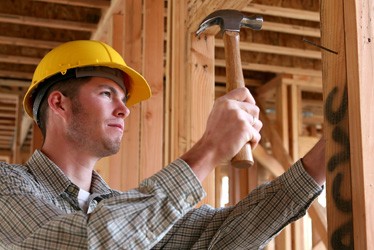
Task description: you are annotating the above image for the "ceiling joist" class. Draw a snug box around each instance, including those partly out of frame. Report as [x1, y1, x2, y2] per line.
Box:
[0, 13, 97, 32]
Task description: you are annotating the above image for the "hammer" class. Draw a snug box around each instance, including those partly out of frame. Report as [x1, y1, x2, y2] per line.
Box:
[196, 10, 263, 168]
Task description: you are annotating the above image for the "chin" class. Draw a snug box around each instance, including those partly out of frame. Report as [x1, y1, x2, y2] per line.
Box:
[101, 142, 121, 156]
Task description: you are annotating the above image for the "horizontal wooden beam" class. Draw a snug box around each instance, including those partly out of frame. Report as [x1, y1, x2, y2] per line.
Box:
[0, 35, 61, 49]
[0, 150, 11, 156]
[0, 79, 30, 87]
[0, 119, 15, 124]
[0, 147, 11, 152]
[215, 75, 262, 87]
[0, 70, 33, 80]
[0, 14, 97, 32]
[32, 0, 110, 8]
[215, 59, 322, 77]
[282, 78, 322, 92]
[244, 4, 320, 22]
[0, 112, 16, 118]
[0, 54, 40, 65]
[0, 135, 13, 140]
[263, 21, 320, 37]
[0, 125, 14, 131]
[0, 93, 18, 100]
[215, 39, 321, 59]
[0, 130, 14, 135]
[0, 106, 16, 112]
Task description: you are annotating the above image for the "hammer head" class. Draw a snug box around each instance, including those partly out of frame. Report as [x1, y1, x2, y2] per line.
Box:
[196, 9, 263, 36]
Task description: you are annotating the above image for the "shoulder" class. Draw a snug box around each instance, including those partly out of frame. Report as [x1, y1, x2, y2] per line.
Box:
[0, 161, 37, 195]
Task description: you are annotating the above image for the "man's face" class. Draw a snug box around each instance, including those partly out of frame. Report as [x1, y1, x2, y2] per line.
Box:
[65, 77, 130, 158]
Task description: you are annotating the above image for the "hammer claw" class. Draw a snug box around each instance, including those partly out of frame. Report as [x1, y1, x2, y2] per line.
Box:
[241, 15, 263, 31]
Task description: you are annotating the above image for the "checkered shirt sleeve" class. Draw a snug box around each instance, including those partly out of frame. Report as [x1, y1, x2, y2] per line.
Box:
[0, 151, 322, 250]
[154, 160, 322, 249]
[0, 156, 205, 249]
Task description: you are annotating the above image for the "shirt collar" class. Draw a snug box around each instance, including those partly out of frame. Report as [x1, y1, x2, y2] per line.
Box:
[26, 150, 113, 197]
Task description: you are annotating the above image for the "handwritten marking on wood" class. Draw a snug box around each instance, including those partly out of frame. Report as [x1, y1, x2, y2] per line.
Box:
[324, 84, 353, 249]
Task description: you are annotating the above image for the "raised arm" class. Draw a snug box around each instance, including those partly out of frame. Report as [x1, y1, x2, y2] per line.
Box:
[181, 87, 262, 181]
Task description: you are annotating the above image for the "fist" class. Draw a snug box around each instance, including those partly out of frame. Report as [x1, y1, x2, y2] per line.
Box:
[201, 87, 262, 166]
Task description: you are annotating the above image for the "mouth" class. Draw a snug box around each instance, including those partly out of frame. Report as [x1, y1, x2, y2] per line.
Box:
[108, 123, 124, 132]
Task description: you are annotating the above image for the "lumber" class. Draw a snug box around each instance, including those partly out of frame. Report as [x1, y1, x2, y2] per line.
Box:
[320, 0, 354, 249]
[343, 0, 373, 248]
[189, 27, 216, 207]
[344, 0, 374, 247]
[243, 3, 320, 22]
[140, 0, 164, 179]
[11, 96, 22, 163]
[215, 39, 322, 59]
[256, 99, 328, 247]
[104, 13, 124, 190]
[167, 0, 190, 160]
[119, 0, 143, 190]
[166, 0, 217, 206]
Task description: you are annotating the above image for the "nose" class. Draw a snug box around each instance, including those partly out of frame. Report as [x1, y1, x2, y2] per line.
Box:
[114, 99, 130, 119]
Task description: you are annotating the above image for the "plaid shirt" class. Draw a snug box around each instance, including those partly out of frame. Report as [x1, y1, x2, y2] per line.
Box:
[0, 150, 322, 249]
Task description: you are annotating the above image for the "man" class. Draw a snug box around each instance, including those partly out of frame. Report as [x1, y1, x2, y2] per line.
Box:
[0, 40, 325, 249]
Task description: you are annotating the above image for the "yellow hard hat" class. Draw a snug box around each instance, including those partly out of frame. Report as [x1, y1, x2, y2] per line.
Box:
[23, 40, 152, 121]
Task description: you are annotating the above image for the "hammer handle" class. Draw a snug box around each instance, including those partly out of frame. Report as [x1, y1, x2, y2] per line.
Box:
[223, 31, 254, 168]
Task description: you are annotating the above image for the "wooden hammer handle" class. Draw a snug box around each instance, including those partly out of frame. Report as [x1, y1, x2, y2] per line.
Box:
[223, 31, 254, 168]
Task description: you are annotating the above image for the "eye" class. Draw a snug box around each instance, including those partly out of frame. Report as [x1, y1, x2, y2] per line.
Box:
[124, 93, 130, 103]
[102, 91, 112, 98]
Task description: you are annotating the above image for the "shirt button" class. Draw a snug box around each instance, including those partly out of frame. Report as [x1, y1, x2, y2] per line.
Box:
[186, 195, 194, 205]
[147, 231, 154, 240]
[308, 193, 314, 199]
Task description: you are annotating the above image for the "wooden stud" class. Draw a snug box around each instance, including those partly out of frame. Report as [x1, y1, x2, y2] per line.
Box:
[341, 0, 373, 248]
[256, 100, 328, 247]
[167, 0, 189, 161]
[320, 0, 354, 249]
[344, 0, 374, 247]
[275, 226, 292, 250]
[104, 13, 125, 191]
[95, 0, 143, 190]
[11, 96, 22, 163]
[166, 0, 218, 206]
[190, 33, 216, 207]
[120, 0, 143, 190]
[140, 0, 164, 179]
[289, 84, 300, 160]
[275, 77, 289, 151]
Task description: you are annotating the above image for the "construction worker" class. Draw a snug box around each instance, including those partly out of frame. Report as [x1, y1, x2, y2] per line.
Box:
[0, 40, 325, 249]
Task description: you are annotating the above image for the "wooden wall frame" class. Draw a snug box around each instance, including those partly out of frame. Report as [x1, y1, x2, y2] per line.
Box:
[321, 0, 374, 248]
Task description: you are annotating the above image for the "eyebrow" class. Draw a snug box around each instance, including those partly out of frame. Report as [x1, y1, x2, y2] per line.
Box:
[98, 84, 128, 104]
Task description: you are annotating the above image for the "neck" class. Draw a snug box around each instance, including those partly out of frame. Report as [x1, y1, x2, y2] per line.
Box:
[41, 136, 99, 192]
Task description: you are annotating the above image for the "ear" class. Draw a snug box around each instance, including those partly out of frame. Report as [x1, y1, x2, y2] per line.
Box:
[47, 91, 71, 121]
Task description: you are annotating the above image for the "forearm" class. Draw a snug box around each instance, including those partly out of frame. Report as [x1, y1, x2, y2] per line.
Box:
[208, 160, 323, 249]
[154, 160, 323, 249]
[301, 138, 326, 186]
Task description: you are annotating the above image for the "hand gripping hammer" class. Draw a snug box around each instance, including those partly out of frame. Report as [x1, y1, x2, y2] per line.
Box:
[196, 10, 263, 168]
